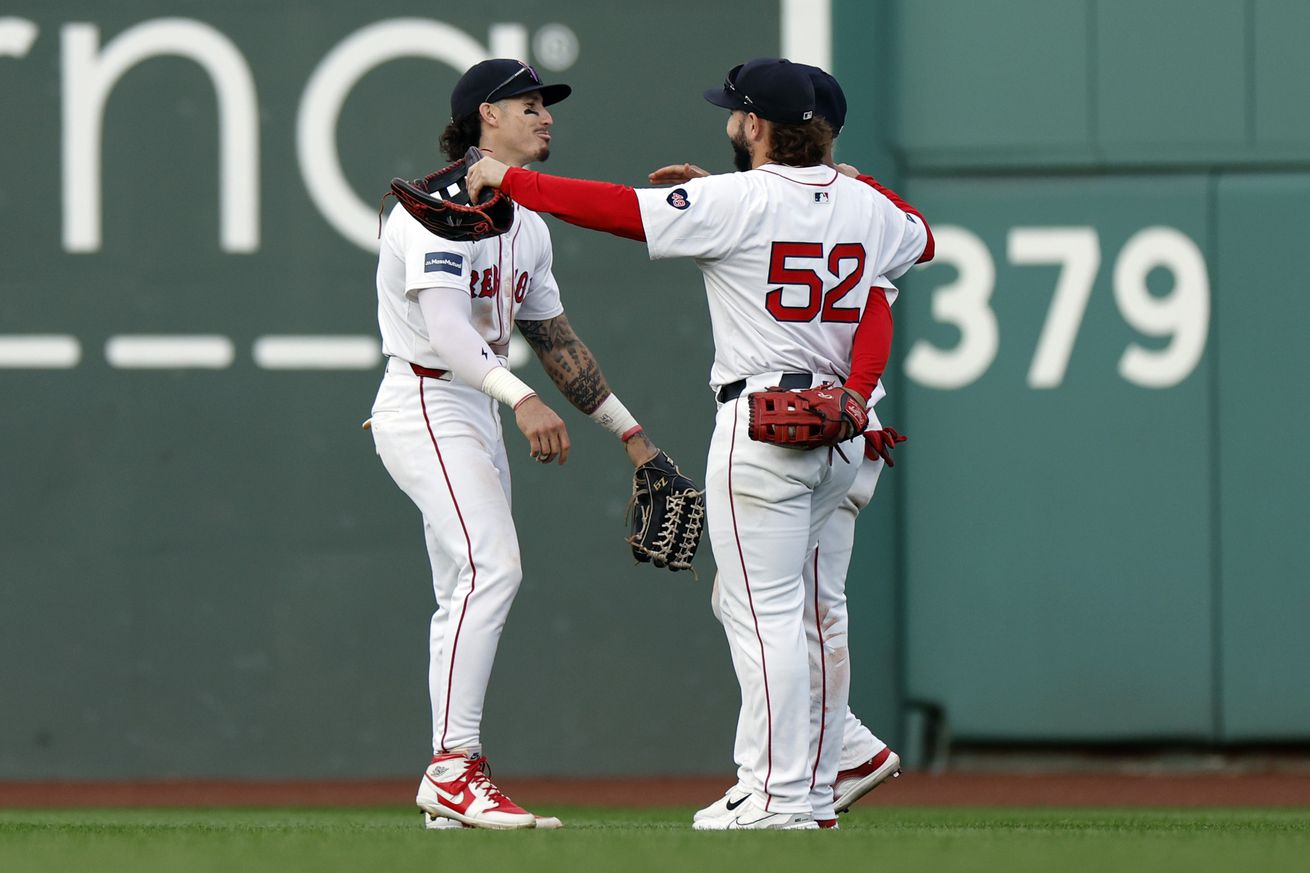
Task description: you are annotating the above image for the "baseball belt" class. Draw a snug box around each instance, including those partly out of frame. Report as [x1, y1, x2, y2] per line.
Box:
[717, 372, 812, 403]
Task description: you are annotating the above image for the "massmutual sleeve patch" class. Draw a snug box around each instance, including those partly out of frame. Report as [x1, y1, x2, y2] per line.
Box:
[423, 251, 464, 275]
[666, 187, 691, 210]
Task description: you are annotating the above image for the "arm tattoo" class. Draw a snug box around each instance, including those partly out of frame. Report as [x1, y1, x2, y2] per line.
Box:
[515, 314, 612, 414]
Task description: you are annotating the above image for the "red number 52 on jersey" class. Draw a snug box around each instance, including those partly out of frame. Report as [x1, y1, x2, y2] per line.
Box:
[765, 242, 866, 324]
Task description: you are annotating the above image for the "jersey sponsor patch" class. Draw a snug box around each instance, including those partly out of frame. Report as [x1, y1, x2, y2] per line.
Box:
[424, 252, 464, 274]
[666, 187, 691, 210]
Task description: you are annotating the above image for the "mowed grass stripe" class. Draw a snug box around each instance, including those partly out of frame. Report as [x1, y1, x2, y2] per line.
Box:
[2, 808, 1308, 873]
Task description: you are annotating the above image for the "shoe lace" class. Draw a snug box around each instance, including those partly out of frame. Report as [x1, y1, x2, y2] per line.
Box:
[462, 756, 514, 807]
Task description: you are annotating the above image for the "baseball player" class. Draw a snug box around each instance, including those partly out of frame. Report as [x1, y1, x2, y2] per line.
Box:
[652, 66, 910, 826]
[369, 58, 664, 831]
[467, 57, 932, 828]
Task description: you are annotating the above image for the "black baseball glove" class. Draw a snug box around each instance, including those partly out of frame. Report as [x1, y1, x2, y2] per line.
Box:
[387, 146, 514, 242]
[626, 450, 705, 574]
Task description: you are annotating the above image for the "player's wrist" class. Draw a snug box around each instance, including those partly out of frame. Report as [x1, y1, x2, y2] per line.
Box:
[840, 384, 868, 407]
[481, 366, 536, 409]
[589, 393, 642, 442]
[501, 166, 531, 195]
[623, 431, 660, 466]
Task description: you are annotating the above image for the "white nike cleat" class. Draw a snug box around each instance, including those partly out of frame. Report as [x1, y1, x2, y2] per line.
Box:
[693, 783, 751, 823]
[692, 796, 818, 830]
[424, 811, 562, 830]
[833, 747, 901, 813]
[416, 752, 537, 830]
[422, 811, 468, 829]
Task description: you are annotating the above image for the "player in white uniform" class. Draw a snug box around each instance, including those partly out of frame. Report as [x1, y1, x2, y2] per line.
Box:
[652, 66, 923, 826]
[468, 57, 931, 829]
[369, 59, 663, 831]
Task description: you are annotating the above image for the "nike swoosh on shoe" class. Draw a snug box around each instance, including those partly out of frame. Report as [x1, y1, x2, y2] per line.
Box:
[434, 790, 467, 808]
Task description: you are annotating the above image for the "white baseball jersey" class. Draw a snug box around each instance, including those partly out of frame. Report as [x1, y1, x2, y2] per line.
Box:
[376, 202, 564, 368]
[371, 199, 566, 764]
[634, 164, 928, 392]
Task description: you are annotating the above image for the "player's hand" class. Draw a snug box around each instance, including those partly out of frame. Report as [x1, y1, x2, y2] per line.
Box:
[835, 162, 861, 178]
[864, 426, 907, 466]
[623, 431, 661, 468]
[647, 163, 709, 185]
[515, 395, 570, 464]
[467, 156, 510, 203]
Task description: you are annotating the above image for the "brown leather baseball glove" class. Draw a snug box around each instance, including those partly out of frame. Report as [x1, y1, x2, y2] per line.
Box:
[387, 147, 514, 242]
[748, 384, 870, 450]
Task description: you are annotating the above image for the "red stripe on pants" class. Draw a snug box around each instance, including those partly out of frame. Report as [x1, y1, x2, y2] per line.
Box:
[727, 399, 775, 810]
[419, 375, 478, 752]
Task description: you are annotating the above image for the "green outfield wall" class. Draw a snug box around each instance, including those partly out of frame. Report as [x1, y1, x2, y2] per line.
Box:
[1, 0, 1306, 780]
[833, 0, 1310, 751]
[0, 0, 787, 779]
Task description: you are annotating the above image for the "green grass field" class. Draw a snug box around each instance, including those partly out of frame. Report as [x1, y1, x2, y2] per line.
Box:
[3, 807, 1308, 873]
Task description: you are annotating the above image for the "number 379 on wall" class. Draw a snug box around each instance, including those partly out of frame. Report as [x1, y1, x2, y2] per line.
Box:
[904, 226, 1209, 390]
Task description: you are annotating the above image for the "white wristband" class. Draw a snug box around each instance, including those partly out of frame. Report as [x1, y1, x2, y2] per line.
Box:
[589, 393, 642, 442]
[480, 367, 536, 409]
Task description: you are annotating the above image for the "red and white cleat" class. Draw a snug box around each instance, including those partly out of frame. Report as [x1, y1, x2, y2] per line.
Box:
[416, 752, 537, 830]
[422, 812, 467, 830]
[833, 747, 901, 813]
[424, 812, 563, 830]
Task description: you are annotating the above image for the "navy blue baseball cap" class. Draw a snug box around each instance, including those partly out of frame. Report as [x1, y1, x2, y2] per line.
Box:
[450, 59, 572, 120]
[703, 57, 815, 125]
[796, 64, 847, 135]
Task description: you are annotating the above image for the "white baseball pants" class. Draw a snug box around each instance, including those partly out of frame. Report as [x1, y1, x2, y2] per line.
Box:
[369, 360, 521, 756]
[712, 407, 890, 818]
[803, 439, 885, 817]
[705, 374, 861, 815]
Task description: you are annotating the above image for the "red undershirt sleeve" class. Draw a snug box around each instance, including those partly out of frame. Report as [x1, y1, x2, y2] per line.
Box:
[857, 174, 935, 264]
[502, 167, 646, 241]
[845, 287, 893, 401]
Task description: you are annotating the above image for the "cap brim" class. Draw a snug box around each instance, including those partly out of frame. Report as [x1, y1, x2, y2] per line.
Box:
[498, 82, 572, 106]
[703, 88, 747, 112]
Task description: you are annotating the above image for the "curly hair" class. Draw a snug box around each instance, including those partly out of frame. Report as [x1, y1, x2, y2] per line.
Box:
[439, 113, 482, 162]
[767, 116, 833, 168]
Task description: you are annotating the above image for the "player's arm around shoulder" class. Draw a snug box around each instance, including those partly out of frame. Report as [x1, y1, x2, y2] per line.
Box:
[635, 171, 758, 262]
[514, 313, 659, 467]
[838, 166, 934, 268]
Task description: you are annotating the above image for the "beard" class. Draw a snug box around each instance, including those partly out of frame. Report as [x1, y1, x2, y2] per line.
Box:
[524, 144, 550, 165]
[730, 129, 752, 172]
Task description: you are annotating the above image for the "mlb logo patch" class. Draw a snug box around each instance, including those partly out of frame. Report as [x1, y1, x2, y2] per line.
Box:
[424, 252, 463, 274]
[666, 187, 691, 210]
[814, 192, 830, 204]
